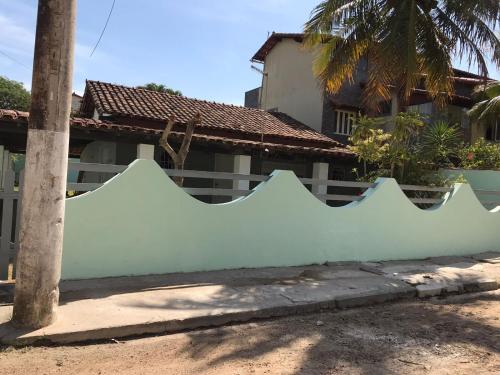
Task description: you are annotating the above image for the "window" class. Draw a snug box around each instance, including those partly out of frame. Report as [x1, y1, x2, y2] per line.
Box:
[334, 110, 356, 135]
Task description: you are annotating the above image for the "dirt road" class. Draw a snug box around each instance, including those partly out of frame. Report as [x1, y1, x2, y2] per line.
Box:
[1, 291, 499, 374]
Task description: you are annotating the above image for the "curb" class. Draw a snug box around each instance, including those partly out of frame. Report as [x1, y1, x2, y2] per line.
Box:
[1, 270, 498, 346]
[3, 282, 494, 346]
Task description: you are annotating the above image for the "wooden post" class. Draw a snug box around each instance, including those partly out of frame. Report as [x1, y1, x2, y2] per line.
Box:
[12, 0, 76, 329]
[232, 155, 251, 199]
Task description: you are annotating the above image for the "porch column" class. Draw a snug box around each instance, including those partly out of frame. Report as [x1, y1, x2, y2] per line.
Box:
[233, 154, 251, 196]
[137, 143, 155, 160]
[312, 162, 329, 202]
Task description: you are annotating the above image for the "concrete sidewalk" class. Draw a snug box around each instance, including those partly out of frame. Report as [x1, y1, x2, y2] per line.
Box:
[0, 252, 499, 346]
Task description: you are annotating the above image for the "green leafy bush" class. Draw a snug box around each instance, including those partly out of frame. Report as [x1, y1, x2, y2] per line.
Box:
[458, 138, 500, 170]
[349, 113, 465, 185]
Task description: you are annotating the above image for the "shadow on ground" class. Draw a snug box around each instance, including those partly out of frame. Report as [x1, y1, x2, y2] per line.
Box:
[175, 292, 500, 375]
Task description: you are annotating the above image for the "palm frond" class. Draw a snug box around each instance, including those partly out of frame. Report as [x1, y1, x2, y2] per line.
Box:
[472, 80, 500, 99]
[419, 121, 462, 165]
[469, 81, 500, 124]
[303, 0, 499, 109]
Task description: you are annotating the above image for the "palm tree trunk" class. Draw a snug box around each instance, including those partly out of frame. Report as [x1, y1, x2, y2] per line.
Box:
[12, 0, 76, 329]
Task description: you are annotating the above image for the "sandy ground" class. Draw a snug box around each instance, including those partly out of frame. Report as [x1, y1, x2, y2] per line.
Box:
[0, 291, 499, 375]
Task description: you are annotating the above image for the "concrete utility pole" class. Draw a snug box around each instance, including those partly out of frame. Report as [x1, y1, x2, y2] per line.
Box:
[12, 0, 76, 328]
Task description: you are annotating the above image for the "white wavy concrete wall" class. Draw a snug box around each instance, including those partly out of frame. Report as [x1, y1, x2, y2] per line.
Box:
[61, 160, 500, 280]
[442, 169, 500, 205]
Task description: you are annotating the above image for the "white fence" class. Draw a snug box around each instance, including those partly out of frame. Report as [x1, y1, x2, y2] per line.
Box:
[0, 169, 22, 280]
[1, 161, 498, 281]
[65, 162, 453, 204]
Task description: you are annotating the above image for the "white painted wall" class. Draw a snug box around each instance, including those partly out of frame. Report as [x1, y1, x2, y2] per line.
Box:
[62, 160, 500, 280]
[260, 39, 324, 132]
[137, 144, 155, 160]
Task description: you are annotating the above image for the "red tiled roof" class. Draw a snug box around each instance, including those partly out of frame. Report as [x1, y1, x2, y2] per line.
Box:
[83, 80, 342, 147]
[0, 109, 354, 157]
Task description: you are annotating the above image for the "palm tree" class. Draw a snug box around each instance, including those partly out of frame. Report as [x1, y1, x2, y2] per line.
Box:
[304, 1, 500, 108]
[468, 80, 500, 125]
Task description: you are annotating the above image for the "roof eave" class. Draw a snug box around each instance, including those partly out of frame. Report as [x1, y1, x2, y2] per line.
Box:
[251, 33, 305, 63]
[0, 109, 353, 158]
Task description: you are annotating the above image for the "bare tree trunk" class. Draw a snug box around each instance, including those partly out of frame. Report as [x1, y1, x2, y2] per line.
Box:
[12, 0, 76, 329]
[159, 113, 201, 186]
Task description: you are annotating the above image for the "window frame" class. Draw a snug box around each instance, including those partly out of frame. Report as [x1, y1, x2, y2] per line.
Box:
[333, 109, 356, 136]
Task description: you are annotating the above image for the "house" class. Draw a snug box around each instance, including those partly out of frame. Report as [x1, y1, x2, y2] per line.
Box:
[71, 92, 83, 114]
[247, 32, 495, 144]
[0, 80, 356, 202]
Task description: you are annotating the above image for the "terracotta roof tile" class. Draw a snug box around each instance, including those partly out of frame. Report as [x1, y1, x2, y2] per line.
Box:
[84, 80, 343, 148]
[0, 109, 354, 157]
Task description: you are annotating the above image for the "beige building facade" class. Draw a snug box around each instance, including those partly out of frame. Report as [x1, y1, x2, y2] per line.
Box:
[258, 38, 324, 133]
[248, 33, 495, 145]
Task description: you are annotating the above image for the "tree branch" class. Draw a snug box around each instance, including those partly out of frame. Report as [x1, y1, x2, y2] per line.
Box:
[159, 113, 201, 186]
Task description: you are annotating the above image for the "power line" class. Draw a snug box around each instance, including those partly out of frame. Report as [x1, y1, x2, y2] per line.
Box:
[0, 49, 31, 70]
[90, 0, 116, 57]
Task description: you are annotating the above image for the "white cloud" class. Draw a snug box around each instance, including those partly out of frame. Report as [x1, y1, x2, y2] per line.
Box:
[0, 14, 35, 58]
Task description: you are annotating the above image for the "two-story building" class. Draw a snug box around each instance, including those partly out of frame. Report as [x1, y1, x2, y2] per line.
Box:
[246, 32, 494, 144]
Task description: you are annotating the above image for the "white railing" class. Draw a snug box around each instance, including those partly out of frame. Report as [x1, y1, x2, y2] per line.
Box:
[65, 163, 453, 205]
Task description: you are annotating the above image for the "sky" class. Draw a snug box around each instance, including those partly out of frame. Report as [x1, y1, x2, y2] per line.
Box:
[0, 0, 499, 106]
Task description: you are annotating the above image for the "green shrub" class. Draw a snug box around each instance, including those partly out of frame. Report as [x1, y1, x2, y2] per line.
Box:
[459, 138, 500, 170]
